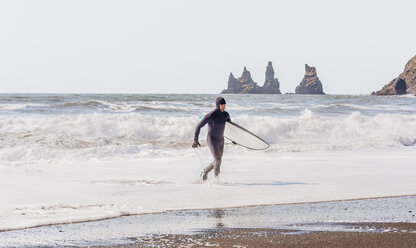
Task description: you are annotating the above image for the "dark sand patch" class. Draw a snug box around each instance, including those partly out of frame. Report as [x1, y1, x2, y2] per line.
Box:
[96, 223, 416, 248]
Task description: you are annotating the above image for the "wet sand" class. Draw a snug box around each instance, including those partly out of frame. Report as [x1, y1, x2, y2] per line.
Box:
[1, 196, 415, 247]
[97, 223, 416, 248]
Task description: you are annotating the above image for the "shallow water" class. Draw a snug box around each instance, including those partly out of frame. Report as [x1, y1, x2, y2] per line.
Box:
[1, 196, 415, 247]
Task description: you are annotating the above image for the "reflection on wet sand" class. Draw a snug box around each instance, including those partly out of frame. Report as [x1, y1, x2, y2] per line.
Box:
[211, 209, 226, 227]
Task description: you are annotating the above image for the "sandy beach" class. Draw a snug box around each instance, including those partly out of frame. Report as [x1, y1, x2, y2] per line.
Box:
[97, 223, 416, 248]
[1, 195, 415, 247]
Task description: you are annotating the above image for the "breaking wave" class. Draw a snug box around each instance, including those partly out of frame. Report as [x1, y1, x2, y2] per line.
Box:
[1, 110, 416, 163]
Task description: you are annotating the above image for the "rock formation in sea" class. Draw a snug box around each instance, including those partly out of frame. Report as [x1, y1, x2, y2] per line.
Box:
[372, 55, 416, 95]
[295, 64, 325, 94]
[222, 67, 258, 94]
[260, 61, 282, 94]
[221, 62, 281, 94]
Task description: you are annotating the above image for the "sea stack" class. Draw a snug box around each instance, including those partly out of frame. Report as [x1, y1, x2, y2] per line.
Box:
[260, 61, 281, 94]
[295, 64, 325, 95]
[372, 55, 416, 95]
[221, 61, 281, 94]
[222, 67, 259, 94]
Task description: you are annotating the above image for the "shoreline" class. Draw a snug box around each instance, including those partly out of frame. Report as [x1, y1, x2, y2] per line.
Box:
[2, 194, 416, 233]
[1, 195, 415, 247]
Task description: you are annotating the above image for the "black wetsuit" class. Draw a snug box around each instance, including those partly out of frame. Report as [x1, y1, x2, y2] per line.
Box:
[194, 97, 231, 177]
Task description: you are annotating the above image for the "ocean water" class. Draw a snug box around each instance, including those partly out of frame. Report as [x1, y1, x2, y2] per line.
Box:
[1, 93, 416, 164]
[1, 93, 416, 235]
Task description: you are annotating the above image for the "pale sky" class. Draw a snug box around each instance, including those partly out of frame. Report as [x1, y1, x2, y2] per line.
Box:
[0, 0, 415, 94]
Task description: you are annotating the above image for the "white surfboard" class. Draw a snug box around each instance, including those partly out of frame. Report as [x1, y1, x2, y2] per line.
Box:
[224, 122, 270, 150]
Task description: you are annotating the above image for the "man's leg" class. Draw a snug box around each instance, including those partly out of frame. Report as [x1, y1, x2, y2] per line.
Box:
[213, 158, 222, 177]
[213, 138, 224, 177]
[203, 158, 221, 178]
[203, 136, 222, 180]
[202, 162, 214, 180]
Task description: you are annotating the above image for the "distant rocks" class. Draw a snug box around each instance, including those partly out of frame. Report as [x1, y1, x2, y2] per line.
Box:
[222, 62, 326, 94]
[221, 62, 281, 94]
[373, 55, 416, 95]
[222, 67, 258, 94]
[262, 61, 282, 94]
[295, 64, 325, 95]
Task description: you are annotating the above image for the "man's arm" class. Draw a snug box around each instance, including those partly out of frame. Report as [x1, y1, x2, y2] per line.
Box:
[192, 111, 213, 148]
[226, 112, 231, 123]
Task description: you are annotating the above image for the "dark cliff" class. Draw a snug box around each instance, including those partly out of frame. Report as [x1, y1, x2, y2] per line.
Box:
[373, 55, 416, 95]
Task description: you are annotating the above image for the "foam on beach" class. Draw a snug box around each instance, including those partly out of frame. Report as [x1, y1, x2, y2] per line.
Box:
[1, 148, 416, 231]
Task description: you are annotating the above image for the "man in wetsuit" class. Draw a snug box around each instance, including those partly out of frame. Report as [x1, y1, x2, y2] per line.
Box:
[192, 96, 231, 181]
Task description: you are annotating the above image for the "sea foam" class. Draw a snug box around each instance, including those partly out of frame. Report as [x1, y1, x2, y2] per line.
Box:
[1, 110, 416, 164]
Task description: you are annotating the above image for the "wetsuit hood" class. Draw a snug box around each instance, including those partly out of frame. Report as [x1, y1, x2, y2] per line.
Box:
[215, 97, 226, 109]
